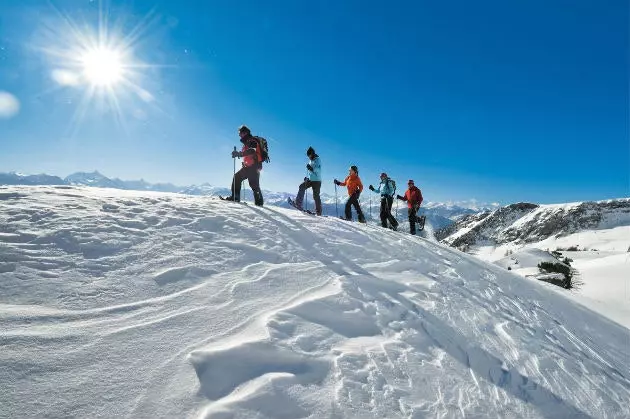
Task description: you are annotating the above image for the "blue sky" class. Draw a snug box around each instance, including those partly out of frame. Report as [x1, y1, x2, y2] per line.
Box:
[0, 0, 627, 204]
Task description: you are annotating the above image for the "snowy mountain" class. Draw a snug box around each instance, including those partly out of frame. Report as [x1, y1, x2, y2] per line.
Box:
[0, 171, 66, 185]
[64, 170, 127, 188]
[423, 200, 501, 219]
[437, 199, 630, 250]
[1, 185, 629, 418]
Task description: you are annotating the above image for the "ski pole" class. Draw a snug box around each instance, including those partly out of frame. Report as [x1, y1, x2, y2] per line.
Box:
[334, 183, 339, 217]
[305, 188, 308, 212]
[232, 146, 237, 197]
[369, 191, 372, 219]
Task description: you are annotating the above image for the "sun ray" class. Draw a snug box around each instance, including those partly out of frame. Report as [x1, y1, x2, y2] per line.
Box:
[35, 1, 163, 134]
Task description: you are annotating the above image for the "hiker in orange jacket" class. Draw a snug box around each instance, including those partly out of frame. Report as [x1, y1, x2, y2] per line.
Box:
[334, 165, 366, 223]
[397, 179, 423, 234]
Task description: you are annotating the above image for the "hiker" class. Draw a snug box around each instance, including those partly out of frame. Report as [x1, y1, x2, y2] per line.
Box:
[294, 147, 322, 215]
[396, 179, 423, 234]
[334, 165, 365, 223]
[369, 172, 399, 231]
[225, 125, 265, 206]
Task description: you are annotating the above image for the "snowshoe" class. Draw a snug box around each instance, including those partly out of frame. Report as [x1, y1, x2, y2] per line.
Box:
[416, 215, 426, 231]
[219, 196, 246, 204]
[288, 197, 315, 215]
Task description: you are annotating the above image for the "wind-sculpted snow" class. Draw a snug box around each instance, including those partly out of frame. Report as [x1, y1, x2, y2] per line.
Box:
[1, 186, 629, 418]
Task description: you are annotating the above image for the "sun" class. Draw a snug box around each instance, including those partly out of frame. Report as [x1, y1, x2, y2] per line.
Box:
[36, 3, 164, 132]
[80, 47, 124, 87]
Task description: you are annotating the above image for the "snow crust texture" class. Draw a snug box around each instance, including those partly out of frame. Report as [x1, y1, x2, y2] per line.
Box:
[1, 186, 629, 419]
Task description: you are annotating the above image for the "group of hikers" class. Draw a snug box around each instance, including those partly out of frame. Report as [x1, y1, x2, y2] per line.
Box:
[222, 125, 425, 235]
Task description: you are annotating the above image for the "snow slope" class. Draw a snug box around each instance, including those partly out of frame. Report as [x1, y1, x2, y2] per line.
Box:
[1, 186, 629, 418]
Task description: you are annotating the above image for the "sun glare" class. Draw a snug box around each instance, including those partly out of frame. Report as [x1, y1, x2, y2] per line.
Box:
[37, 3, 163, 133]
[81, 48, 124, 87]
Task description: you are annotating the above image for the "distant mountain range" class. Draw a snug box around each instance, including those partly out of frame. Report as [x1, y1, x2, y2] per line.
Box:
[0, 170, 501, 228]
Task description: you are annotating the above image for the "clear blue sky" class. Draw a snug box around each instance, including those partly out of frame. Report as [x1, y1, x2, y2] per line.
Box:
[0, 0, 627, 204]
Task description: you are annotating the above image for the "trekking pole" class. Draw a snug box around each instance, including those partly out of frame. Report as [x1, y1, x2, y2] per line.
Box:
[232, 146, 237, 197]
[305, 188, 308, 212]
[369, 191, 372, 219]
[334, 183, 339, 217]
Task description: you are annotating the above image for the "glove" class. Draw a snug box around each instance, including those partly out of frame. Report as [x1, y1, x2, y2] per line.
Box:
[304, 177, 309, 182]
[231, 150, 242, 158]
[396, 195, 404, 200]
[334, 179, 341, 186]
[368, 185, 374, 191]
[306, 164, 313, 171]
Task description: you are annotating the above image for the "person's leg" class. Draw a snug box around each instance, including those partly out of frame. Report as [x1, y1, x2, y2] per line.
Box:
[312, 181, 322, 215]
[379, 198, 388, 227]
[295, 180, 311, 209]
[344, 196, 353, 220]
[246, 167, 263, 206]
[386, 196, 398, 228]
[229, 167, 247, 201]
[352, 195, 365, 222]
[408, 207, 417, 235]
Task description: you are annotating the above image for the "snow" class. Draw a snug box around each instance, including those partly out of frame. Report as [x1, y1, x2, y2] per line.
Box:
[470, 225, 630, 328]
[2, 185, 630, 418]
[494, 248, 564, 271]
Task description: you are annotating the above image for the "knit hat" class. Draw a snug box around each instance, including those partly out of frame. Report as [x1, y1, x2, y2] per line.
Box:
[380, 172, 387, 178]
[238, 125, 251, 135]
[350, 165, 359, 174]
[306, 146, 315, 157]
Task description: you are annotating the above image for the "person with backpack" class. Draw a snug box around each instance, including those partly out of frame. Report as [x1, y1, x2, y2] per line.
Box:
[293, 146, 322, 215]
[224, 125, 268, 206]
[334, 165, 366, 223]
[369, 172, 399, 231]
[396, 179, 423, 235]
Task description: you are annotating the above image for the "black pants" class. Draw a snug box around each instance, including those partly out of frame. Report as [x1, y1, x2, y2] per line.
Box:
[380, 196, 398, 229]
[345, 192, 365, 221]
[408, 206, 419, 235]
[296, 180, 322, 215]
[231, 165, 263, 206]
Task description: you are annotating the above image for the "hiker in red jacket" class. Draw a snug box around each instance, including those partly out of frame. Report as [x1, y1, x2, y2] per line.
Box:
[396, 179, 423, 235]
[225, 125, 265, 206]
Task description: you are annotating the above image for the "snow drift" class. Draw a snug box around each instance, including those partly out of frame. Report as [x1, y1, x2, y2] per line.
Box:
[1, 186, 629, 418]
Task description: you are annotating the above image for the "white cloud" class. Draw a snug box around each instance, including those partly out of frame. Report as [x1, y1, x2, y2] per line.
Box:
[0, 91, 20, 118]
[51, 69, 81, 86]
